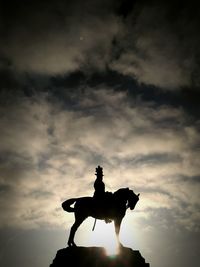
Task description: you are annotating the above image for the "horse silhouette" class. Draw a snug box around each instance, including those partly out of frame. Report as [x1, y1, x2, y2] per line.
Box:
[62, 188, 140, 247]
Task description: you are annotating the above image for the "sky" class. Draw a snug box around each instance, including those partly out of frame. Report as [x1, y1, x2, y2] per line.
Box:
[0, 0, 200, 266]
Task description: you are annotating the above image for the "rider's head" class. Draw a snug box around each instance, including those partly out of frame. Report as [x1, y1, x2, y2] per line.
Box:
[95, 165, 103, 178]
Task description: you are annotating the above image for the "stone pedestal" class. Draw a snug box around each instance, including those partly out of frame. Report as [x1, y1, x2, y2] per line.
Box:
[50, 246, 150, 267]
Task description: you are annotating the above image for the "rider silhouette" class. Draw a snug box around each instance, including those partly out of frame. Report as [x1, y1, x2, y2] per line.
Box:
[93, 165, 105, 198]
[93, 165, 112, 223]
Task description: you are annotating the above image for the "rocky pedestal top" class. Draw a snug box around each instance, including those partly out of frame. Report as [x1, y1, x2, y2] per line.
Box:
[50, 246, 150, 267]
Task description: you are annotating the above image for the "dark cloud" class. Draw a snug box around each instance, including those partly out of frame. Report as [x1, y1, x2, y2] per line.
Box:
[0, 0, 121, 74]
[177, 175, 200, 184]
[131, 153, 182, 166]
[1, 0, 200, 91]
[111, 1, 200, 89]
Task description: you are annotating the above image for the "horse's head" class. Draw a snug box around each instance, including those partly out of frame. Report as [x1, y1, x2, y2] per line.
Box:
[127, 189, 140, 210]
[113, 187, 140, 210]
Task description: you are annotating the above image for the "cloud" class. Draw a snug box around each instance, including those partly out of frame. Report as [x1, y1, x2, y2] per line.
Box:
[0, 0, 120, 74]
[0, 88, 199, 231]
[110, 2, 200, 89]
[1, 1, 200, 91]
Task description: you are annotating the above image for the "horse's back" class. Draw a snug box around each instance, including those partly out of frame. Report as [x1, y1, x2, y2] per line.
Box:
[74, 196, 93, 208]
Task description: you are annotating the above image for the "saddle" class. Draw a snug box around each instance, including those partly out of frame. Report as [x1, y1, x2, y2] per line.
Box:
[93, 191, 113, 202]
[93, 191, 113, 223]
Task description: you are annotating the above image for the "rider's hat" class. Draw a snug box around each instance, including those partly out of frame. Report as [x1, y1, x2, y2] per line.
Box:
[95, 165, 104, 176]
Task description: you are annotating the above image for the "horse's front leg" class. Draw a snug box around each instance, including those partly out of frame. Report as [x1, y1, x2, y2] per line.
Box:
[114, 217, 123, 248]
[68, 216, 86, 247]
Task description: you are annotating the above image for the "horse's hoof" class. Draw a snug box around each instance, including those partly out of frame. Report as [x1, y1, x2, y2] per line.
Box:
[68, 242, 77, 247]
[68, 241, 73, 247]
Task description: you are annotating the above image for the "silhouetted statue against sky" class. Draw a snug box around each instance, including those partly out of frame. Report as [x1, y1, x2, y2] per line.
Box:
[62, 166, 140, 247]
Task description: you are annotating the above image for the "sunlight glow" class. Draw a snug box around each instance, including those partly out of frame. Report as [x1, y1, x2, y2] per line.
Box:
[89, 220, 118, 255]
[77, 214, 138, 255]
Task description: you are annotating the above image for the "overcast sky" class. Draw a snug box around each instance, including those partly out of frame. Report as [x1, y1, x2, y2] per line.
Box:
[0, 1, 200, 267]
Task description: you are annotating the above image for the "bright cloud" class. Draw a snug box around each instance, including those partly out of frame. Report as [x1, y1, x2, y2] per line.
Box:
[0, 89, 199, 231]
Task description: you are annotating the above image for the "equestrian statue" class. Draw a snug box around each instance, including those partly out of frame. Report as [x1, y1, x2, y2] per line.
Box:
[62, 166, 140, 247]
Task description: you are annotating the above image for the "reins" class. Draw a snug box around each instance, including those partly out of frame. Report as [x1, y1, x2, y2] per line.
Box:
[92, 218, 97, 231]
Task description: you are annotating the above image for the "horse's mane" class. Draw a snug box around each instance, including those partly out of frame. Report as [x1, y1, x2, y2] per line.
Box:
[113, 187, 129, 197]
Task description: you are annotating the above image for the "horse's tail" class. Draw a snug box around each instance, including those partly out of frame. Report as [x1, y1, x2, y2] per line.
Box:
[62, 198, 77, 212]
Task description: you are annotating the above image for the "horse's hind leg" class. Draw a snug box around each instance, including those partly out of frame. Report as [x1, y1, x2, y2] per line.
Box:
[114, 218, 123, 248]
[68, 216, 86, 247]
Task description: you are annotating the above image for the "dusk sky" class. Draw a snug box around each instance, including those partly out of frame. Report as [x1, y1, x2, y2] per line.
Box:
[0, 1, 200, 267]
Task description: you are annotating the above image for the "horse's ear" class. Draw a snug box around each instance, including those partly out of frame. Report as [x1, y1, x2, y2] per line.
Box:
[126, 187, 129, 190]
[138, 193, 140, 196]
